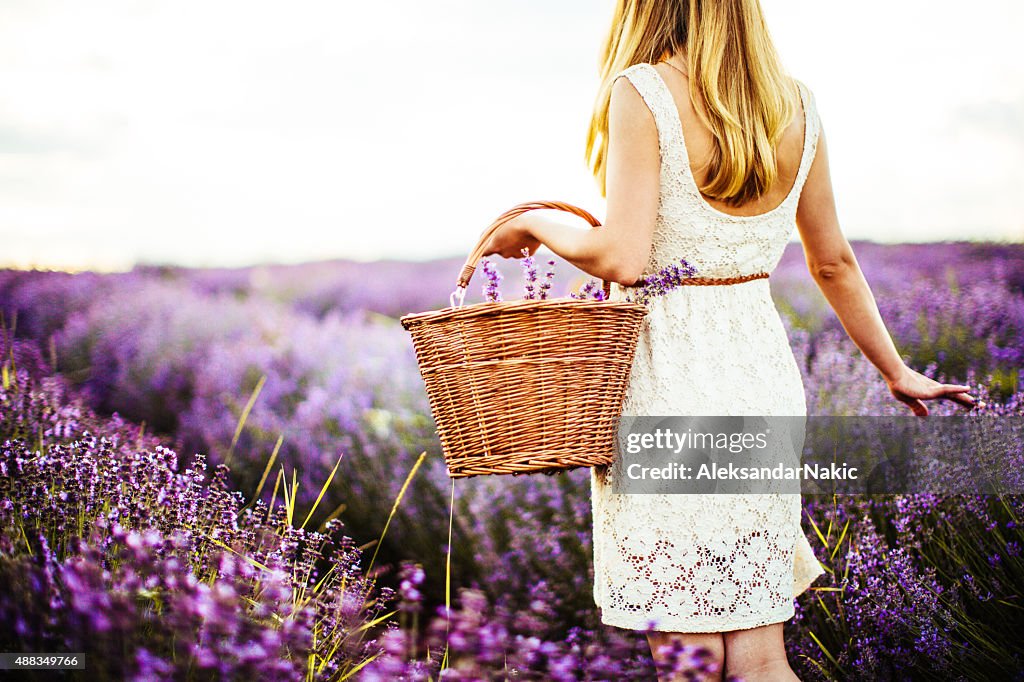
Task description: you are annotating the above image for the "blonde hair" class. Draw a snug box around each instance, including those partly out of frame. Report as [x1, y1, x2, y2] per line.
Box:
[585, 0, 800, 206]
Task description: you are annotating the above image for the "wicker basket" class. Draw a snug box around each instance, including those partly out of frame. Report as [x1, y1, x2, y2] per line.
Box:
[399, 201, 647, 478]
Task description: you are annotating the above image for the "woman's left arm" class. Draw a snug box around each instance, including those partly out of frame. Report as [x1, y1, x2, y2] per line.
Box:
[481, 75, 661, 286]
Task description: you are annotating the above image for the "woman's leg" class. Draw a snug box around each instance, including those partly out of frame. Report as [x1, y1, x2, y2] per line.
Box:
[722, 622, 799, 681]
[647, 631, 725, 682]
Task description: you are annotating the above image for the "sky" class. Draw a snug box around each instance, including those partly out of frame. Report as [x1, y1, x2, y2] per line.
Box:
[1, 0, 1022, 272]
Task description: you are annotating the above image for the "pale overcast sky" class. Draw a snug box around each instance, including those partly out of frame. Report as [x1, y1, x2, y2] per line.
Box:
[1, 0, 1022, 271]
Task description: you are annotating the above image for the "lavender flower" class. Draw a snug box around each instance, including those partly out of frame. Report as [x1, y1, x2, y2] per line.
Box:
[570, 279, 607, 301]
[2, 240, 1023, 680]
[0, 341, 395, 680]
[521, 248, 539, 300]
[540, 259, 556, 300]
[481, 258, 503, 302]
[652, 641, 730, 681]
[625, 257, 698, 306]
[397, 561, 425, 614]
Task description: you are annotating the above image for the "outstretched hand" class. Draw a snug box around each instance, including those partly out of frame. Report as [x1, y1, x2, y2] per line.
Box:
[886, 365, 979, 417]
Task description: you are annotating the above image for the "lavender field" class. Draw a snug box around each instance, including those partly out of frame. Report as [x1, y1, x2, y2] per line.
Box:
[1, 241, 1023, 681]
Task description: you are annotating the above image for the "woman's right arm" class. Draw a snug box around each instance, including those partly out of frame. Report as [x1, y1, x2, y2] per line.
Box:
[794, 127, 977, 416]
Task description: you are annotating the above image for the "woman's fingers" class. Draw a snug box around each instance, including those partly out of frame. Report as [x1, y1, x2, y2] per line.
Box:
[480, 243, 522, 259]
[922, 385, 979, 410]
[922, 382, 977, 405]
[943, 391, 978, 408]
[907, 398, 929, 417]
[891, 371, 979, 414]
[930, 382, 977, 408]
[893, 391, 929, 417]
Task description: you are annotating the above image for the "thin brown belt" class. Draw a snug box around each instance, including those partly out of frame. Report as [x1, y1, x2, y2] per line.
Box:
[623, 271, 769, 287]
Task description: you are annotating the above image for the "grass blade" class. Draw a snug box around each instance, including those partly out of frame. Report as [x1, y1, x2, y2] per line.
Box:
[366, 451, 426, 576]
[441, 477, 456, 674]
[267, 468, 284, 523]
[806, 508, 828, 549]
[338, 650, 384, 681]
[240, 434, 283, 516]
[316, 500, 348, 534]
[808, 629, 840, 669]
[301, 452, 344, 530]
[224, 374, 266, 467]
[830, 519, 850, 561]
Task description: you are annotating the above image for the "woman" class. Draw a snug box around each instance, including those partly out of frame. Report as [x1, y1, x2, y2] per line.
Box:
[482, 0, 977, 679]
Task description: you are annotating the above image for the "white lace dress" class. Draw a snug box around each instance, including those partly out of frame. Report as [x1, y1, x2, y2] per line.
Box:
[590, 63, 826, 633]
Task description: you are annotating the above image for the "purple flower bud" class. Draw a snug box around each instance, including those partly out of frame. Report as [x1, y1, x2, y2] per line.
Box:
[481, 258, 503, 302]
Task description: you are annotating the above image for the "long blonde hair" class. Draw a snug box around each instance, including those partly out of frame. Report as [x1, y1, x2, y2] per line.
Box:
[585, 0, 799, 206]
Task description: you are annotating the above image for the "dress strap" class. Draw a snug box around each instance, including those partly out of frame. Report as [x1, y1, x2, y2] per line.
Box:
[614, 65, 823, 210]
[612, 63, 690, 181]
[790, 81, 822, 198]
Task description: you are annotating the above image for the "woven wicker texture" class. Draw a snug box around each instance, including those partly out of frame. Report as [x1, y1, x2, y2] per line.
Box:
[401, 201, 646, 477]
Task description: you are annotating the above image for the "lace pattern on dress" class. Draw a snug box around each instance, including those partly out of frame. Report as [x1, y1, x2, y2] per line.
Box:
[589, 62, 826, 633]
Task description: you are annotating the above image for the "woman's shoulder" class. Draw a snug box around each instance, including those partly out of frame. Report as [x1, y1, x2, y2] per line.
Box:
[610, 63, 663, 108]
[791, 78, 818, 111]
[793, 78, 822, 135]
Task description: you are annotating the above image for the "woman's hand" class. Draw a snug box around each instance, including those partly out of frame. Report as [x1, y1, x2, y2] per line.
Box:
[885, 365, 978, 417]
[480, 215, 541, 259]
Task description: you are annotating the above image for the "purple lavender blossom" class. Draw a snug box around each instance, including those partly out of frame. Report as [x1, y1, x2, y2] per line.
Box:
[481, 258, 503, 302]
[521, 248, 539, 300]
[626, 257, 698, 306]
[0, 343, 393, 680]
[570, 279, 607, 301]
[540, 259, 556, 300]
[398, 561, 426, 614]
[2, 241, 1024, 680]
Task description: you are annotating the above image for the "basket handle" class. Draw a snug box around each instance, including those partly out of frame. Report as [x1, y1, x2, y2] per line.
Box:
[450, 200, 611, 307]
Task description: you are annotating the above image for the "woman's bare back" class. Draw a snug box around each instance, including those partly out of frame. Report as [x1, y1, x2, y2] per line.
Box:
[651, 61, 807, 219]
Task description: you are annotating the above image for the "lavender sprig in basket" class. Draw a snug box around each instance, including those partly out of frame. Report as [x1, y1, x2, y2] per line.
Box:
[481, 251, 698, 307]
